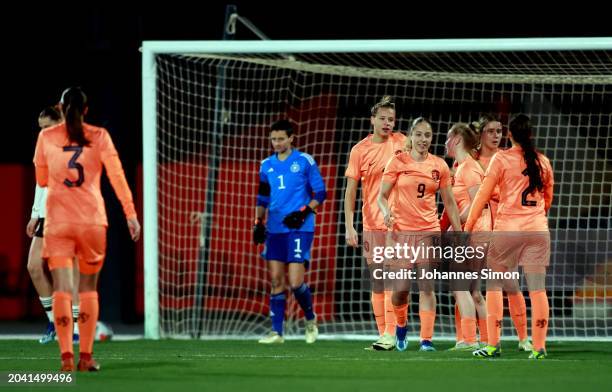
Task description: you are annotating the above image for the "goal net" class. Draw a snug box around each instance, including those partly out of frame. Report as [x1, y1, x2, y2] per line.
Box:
[142, 39, 612, 339]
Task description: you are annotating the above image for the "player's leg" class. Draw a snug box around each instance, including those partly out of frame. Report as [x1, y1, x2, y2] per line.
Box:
[287, 231, 316, 343]
[27, 219, 56, 344]
[505, 279, 531, 351]
[44, 222, 77, 371]
[387, 276, 409, 352]
[473, 233, 518, 358]
[72, 260, 80, 342]
[258, 233, 287, 343]
[450, 291, 478, 350]
[471, 289, 488, 346]
[525, 269, 548, 359]
[364, 231, 392, 339]
[522, 232, 551, 359]
[417, 263, 437, 352]
[259, 260, 286, 343]
[75, 225, 107, 371]
[50, 264, 75, 371]
[472, 279, 503, 358]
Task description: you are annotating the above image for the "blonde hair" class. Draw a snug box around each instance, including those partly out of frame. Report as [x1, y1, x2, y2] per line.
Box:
[370, 95, 395, 116]
[449, 122, 480, 158]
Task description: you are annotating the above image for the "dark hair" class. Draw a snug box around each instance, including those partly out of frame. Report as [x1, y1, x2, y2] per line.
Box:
[509, 114, 543, 194]
[270, 119, 295, 137]
[473, 113, 498, 134]
[39, 106, 62, 121]
[370, 95, 395, 116]
[450, 122, 480, 154]
[60, 87, 90, 146]
[410, 116, 431, 132]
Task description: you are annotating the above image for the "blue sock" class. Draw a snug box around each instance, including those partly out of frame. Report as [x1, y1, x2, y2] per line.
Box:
[292, 283, 315, 321]
[396, 325, 408, 341]
[270, 292, 286, 335]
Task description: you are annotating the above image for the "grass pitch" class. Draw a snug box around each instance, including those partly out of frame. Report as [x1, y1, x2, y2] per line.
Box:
[1, 339, 611, 391]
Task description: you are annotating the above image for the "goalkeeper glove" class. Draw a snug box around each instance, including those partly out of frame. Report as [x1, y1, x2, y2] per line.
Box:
[253, 218, 266, 244]
[282, 205, 315, 229]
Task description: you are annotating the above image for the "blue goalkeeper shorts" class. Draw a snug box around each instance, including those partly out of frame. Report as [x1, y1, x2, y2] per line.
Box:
[262, 231, 314, 266]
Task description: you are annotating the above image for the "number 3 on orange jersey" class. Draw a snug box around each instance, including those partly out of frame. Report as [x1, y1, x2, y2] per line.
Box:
[63, 146, 84, 187]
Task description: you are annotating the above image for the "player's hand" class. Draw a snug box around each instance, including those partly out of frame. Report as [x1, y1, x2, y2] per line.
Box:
[383, 211, 394, 229]
[253, 218, 266, 244]
[26, 218, 38, 238]
[345, 226, 358, 247]
[283, 205, 315, 229]
[127, 217, 141, 241]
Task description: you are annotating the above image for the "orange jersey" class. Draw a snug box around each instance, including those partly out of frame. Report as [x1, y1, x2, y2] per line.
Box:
[453, 156, 491, 231]
[33, 122, 136, 227]
[345, 132, 407, 230]
[465, 146, 553, 232]
[382, 152, 450, 231]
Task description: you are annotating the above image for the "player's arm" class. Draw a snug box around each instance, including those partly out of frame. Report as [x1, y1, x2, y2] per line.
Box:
[33, 133, 48, 187]
[344, 177, 359, 247]
[377, 181, 394, 229]
[26, 185, 45, 237]
[543, 158, 554, 214]
[464, 175, 497, 232]
[440, 186, 462, 231]
[254, 169, 270, 244]
[100, 132, 140, 241]
[343, 147, 361, 246]
[438, 162, 461, 231]
[282, 156, 327, 229]
[377, 157, 399, 229]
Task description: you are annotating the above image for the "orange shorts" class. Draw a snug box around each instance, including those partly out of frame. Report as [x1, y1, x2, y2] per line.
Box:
[487, 231, 550, 274]
[363, 230, 389, 265]
[42, 223, 107, 274]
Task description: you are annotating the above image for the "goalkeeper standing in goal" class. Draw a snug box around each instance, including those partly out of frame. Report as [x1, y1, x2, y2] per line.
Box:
[466, 114, 553, 359]
[253, 120, 327, 344]
[344, 96, 406, 351]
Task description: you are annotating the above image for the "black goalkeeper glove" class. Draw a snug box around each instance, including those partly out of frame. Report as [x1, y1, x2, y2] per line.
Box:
[253, 218, 266, 244]
[282, 206, 315, 229]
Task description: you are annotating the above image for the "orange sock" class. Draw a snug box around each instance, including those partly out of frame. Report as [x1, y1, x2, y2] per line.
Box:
[461, 317, 477, 344]
[78, 291, 99, 355]
[419, 310, 436, 341]
[393, 304, 408, 328]
[529, 290, 549, 351]
[383, 291, 396, 336]
[508, 292, 528, 341]
[454, 304, 462, 342]
[485, 291, 503, 347]
[478, 318, 489, 345]
[371, 292, 385, 335]
[52, 291, 73, 356]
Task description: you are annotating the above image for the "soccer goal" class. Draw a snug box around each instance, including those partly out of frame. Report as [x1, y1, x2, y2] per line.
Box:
[142, 38, 612, 340]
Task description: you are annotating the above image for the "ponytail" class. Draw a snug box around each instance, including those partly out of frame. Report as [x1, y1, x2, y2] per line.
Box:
[509, 114, 543, 194]
[60, 87, 90, 147]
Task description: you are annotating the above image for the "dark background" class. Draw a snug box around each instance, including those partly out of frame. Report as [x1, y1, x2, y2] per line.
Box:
[0, 3, 609, 325]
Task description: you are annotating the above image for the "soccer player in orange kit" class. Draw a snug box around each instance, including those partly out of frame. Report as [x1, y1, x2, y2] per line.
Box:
[344, 96, 406, 350]
[34, 87, 141, 371]
[444, 122, 488, 351]
[378, 117, 462, 352]
[466, 114, 553, 359]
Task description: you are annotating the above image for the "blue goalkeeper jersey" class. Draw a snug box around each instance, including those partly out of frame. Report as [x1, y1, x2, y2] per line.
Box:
[257, 149, 326, 234]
